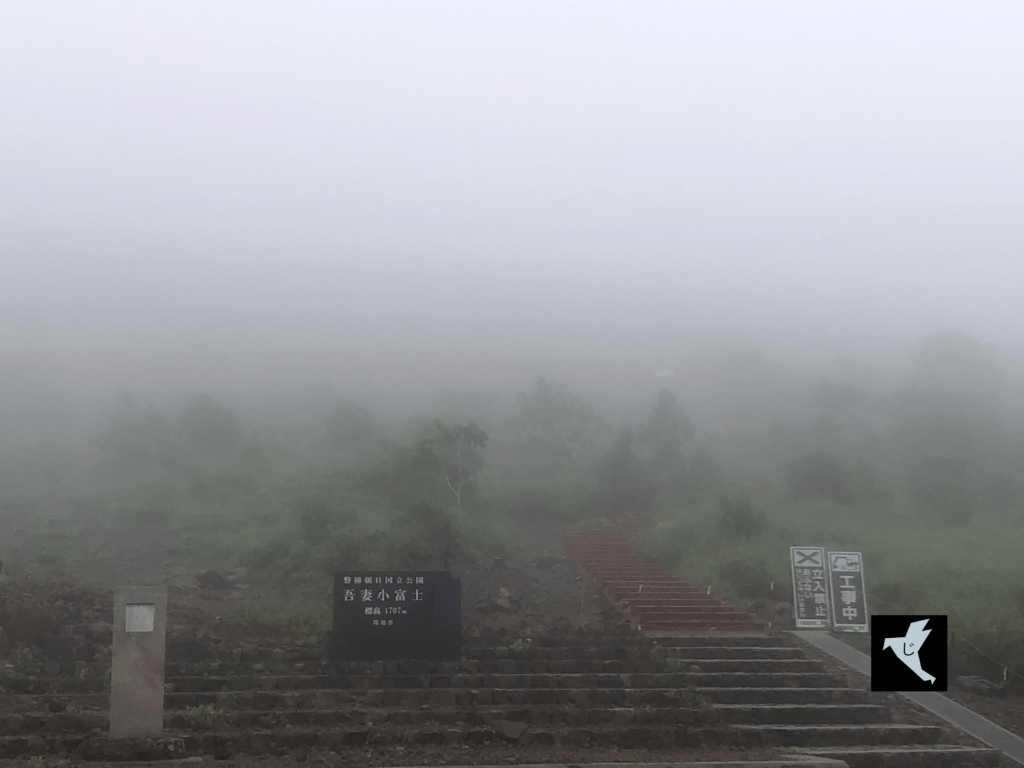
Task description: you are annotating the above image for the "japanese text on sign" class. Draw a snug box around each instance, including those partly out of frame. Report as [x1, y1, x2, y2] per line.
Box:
[790, 547, 830, 628]
[827, 551, 868, 632]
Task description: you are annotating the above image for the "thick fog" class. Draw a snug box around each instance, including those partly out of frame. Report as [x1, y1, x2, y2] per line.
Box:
[2, 2, 1023, 446]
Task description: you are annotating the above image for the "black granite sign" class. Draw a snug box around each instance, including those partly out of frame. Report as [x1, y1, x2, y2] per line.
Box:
[328, 571, 461, 661]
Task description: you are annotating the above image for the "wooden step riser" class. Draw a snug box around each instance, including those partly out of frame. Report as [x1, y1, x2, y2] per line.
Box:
[631, 616, 761, 627]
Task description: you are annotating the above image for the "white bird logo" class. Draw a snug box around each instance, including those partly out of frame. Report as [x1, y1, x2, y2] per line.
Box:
[882, 619, 937, 684]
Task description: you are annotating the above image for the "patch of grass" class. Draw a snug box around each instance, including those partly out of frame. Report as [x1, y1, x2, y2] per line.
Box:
[181, 704, 220, 729]
[643, 497, 1024, 677]
[11, 648, 34, 675]
[233, 604, 329, 636]
[193, 659, 222, 674]
[664, 656, 690, 672]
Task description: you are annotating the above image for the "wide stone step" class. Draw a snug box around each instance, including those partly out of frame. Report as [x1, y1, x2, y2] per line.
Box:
[0, 713, 108, 736]
[700, 687, 872, 705]
[165, 670, 839, 693]
[465, 646, 655, 660]
[714, 704, 891, 725]
[679, 672, 843, 687]
[171, 658, 668, 676]
[0, 724, 722, 759]
[176, 723, 732, 755]
[3, 686, 711, 719]
[655, 646, 807, 660]
[731, 723, 945, 748]
[653, 636, 790, 648]
[795, 745, 1004, 768]
[169, 686, 709, 709]
[166, 704, 720, 730]
[171, 671, 708, 691]
[653, 658, 825, 673]
[0, 678, 107, 695]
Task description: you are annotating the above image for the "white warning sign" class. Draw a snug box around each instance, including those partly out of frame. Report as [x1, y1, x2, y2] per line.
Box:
[827, 551, 868, 633]
[790, 546, 829, 628]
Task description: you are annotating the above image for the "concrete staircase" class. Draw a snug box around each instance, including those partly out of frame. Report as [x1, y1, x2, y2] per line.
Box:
[0, 518, 1004, 765]
[0, 632, 1003, 765]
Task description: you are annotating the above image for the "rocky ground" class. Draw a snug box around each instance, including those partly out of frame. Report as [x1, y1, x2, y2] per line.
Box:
[0, 512, 1020, 765]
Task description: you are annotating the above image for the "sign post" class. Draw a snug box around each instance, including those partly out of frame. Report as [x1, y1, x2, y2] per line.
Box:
[110, 586, 167, 738]
[827, 551, 869, 632]
[789, 547, 830, 628]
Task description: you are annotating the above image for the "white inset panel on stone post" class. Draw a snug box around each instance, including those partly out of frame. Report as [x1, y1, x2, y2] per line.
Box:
[126, 603, 156, 633]
[110, 587, 167, 738]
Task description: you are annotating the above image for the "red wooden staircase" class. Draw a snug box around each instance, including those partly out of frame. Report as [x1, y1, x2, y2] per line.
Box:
[563, 518, 765, 634]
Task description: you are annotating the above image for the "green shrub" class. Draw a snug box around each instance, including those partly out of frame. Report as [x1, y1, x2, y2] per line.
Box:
[787, 452, 854, 505]
[717, 496, 765, 542]
[239, 537, 293, 570]
[633, 520, 703, 567]
[233, 605, 330, 636]
[908, 455, 975, 526]
[181, 704, 220, 729]
[715, 557, 774, 600]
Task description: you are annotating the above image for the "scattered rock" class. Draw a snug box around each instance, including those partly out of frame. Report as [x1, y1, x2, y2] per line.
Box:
[197, 570, 231, 590]
[956, 675, 1006, 697]
[493, 719, 528, 740]
[88, 622, 113, 638]
[774, 601, 793, 616]
[78, 737, 187, 761]
[167, 638, 213, 663]
[499, 587, 511, 598]
[496, 597, 511, 609]
[0, 600, 58, 645]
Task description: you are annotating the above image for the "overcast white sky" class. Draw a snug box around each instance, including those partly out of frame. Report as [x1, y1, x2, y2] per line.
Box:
[1, 2, 1022, 402]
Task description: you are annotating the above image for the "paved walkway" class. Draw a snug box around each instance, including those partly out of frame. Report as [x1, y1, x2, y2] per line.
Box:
[795, 631, 1024, 766]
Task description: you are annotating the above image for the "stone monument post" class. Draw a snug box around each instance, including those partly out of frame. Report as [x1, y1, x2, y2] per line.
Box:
[110, 586, 167, 738]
